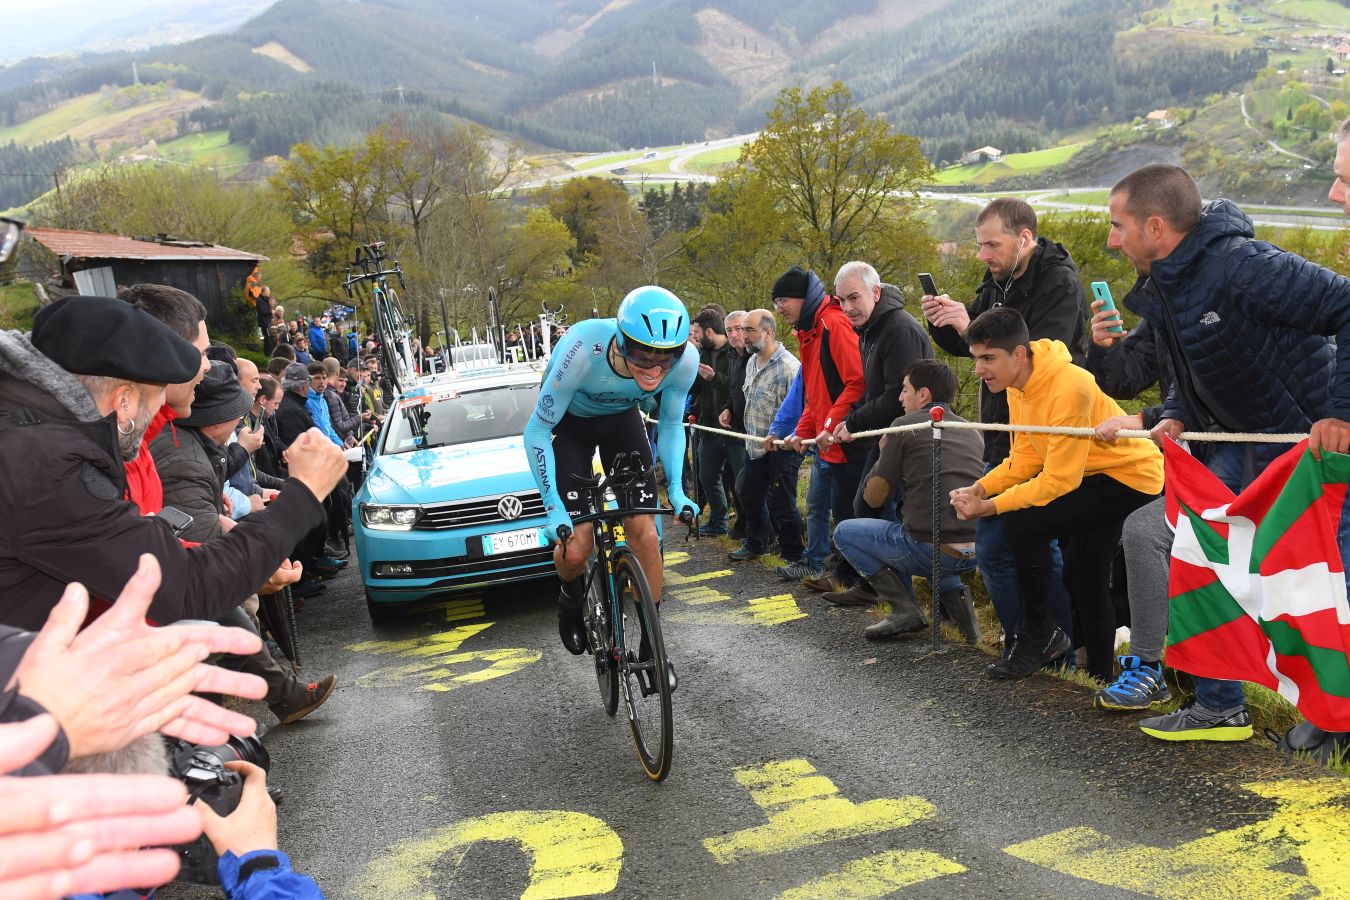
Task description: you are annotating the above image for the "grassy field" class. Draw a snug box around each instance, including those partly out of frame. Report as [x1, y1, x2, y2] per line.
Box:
[0, 90, 201, 146]
[682, 142, 744, 173]
[157, 130, 251, 168]
[929, 142, 1088, 187]
[1270, 0, 1350, 27]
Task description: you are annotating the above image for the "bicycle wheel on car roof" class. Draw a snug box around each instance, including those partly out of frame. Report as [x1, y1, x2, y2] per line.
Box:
[613, 547, 673, 782]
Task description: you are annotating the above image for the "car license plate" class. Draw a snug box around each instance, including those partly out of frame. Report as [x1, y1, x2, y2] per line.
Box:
[484, 527, 543, 555]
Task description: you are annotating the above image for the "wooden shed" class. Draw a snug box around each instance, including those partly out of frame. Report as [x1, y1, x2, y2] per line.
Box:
[25, 227, 268, 332]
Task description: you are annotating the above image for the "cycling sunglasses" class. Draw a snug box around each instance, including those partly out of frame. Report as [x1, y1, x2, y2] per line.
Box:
[622, 341, 678, 371]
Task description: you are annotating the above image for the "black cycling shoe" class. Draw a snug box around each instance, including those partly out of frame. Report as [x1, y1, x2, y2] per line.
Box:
[557, 596, 587, 655]
[635, 632, 677, 695]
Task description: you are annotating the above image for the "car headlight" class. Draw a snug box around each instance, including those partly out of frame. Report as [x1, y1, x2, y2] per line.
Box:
[361, 504, 422, 531]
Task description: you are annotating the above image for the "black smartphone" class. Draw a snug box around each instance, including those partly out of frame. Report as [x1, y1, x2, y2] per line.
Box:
[156, 505, 194, 537]
[918, 272, 938, 296]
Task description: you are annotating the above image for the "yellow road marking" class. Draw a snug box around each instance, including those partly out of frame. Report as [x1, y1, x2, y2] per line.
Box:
[671, 586, 731, 605]
[434, 598, 487, 622]
[664, 551, 691, 566]
[347, 622, 494, 658]
[703, 758, 939, 864]
[358, 810, 623, 899]
[669, 594, 807, 627]
[1003, 778, 1350, 898]
[347, 622, 540, 693]
[356, 648, 542, 693]
[775, 850, 966, 899]
[665, 568, 733, 586]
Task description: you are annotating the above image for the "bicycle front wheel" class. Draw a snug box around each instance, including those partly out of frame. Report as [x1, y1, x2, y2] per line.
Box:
[613, 548, 673, 781]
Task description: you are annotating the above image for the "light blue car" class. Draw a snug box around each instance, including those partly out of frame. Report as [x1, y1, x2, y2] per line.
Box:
[353, 365, 554, 621]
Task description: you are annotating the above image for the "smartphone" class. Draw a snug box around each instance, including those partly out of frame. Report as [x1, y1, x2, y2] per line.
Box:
[156, 505, 195, 537]
[918, 272, 939, 297]
[1091, 282, 1125, 334]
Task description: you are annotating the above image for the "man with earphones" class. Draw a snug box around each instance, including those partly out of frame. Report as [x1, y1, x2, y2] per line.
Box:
[921, 197, 1090, 656]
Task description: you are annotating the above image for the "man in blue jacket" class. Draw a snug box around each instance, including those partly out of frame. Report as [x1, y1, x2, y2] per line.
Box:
[307, 317, 329, 359]
[1104, 163, 1350, 742]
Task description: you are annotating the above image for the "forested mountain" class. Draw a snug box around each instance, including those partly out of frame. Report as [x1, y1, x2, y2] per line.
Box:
[0, 0, 1272, 203]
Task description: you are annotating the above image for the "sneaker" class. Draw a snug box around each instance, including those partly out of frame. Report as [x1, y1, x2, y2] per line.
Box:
[728, 546, 760, 562]
[801, 574, 838, 593]
[1094, 656, 1172, 711]
[270, 674, 337, 724]
[1139, 697, 1252, 742]
[774, 561, 824, 580]
[315, 555, 347, 571]
[323, 540, 349, 560]
[290, 580, 326, 600]
[986, 628, 1071, 680]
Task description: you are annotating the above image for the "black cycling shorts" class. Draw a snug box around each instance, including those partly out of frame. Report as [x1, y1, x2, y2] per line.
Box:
[551, 408, 658, 520]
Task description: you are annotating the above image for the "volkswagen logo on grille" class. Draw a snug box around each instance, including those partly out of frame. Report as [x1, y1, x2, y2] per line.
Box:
[498, 495, 524, 520]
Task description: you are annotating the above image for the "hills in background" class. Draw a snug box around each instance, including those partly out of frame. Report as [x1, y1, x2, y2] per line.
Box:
[4, 0, 1349, 211]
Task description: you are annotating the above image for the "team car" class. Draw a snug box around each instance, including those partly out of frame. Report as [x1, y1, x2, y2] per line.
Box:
[353, 363, 553, 621]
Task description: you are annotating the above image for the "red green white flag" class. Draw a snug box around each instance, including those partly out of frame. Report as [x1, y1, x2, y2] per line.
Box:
[1165, 438, 1350, 730]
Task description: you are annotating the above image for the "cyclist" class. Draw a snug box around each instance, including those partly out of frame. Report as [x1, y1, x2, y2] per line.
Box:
[523, 286, 701, 678]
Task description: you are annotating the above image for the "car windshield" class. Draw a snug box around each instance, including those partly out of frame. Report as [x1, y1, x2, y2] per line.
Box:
[383, 383, 539, 454]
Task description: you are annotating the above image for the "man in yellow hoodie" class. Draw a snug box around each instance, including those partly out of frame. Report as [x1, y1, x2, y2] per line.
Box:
[950, 307, 1163, 681]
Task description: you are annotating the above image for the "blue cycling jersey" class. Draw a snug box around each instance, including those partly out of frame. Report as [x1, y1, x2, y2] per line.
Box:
[524, 318, 698, 517]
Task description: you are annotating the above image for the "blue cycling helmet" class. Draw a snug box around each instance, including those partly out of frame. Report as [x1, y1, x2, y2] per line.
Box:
[615, 285, 688, 352]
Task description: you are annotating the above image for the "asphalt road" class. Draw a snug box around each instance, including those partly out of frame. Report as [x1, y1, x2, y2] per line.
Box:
[168, 532, 1349, 899]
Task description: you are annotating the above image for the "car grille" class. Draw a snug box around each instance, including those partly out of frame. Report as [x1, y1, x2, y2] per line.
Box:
[370, 545, 554, 580]
[414, 491, 546, 530]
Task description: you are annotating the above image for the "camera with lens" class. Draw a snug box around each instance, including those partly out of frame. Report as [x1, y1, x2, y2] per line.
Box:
[168, 734, 271, 884]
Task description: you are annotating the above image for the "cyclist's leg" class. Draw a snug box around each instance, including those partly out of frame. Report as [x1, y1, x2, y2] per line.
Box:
[602, 409, 664, 603]
[549, 413, 605, 652]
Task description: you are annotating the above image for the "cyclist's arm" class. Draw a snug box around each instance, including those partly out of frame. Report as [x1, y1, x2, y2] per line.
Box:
[654, 348, 700, 497]
[523, 334, 590, 521]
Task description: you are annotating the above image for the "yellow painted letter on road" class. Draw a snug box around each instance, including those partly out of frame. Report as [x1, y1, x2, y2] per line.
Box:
[775, 850, 966, 899]
[347, 622, 541, 693]
[358, 810, 623, 899]
[1003, 778, 1350, 898]
[703, 758, 938, 864]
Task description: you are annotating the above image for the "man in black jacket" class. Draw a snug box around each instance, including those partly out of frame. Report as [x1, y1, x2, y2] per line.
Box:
[920, 197, 1088, 649]
[0, 297, 348, 631]
[827, 261, 933, 517]
[691, 309, 739, 535]
[719, 310, 751, 539]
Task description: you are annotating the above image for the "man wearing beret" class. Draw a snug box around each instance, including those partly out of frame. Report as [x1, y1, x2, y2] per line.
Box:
[0, 296, 350, 630]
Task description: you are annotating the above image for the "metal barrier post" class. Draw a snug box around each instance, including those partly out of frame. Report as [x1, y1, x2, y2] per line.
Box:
[930, 406, 944, 651]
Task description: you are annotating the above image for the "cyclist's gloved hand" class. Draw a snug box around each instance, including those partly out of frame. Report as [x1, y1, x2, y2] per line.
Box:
[667, 488, 700, 521]
[546, 505, 574, 542]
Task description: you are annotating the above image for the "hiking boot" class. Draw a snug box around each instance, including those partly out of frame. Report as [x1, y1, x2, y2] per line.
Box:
[939, 585, 981, 644]
[1094, 656, 1171, 711]
[801, 573, 837, 593]
[986, 628, 1071, 680]
[270, 674, 337, 724]
[774, 561, 824, 581]
[823, 582, 879, 607]
[728, 546, 760, 562]
[861, 568, 927, 639]
[1139, 698, 1252, 742]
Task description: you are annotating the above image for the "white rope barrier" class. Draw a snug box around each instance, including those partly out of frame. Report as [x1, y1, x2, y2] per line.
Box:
[656, 417, 1308, 447]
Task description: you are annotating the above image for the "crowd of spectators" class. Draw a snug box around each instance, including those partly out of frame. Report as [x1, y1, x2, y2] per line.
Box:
[692, 152, 1350, 754]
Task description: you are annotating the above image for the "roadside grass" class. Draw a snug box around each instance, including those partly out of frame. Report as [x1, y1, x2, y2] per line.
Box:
[0, 282, 37, 331]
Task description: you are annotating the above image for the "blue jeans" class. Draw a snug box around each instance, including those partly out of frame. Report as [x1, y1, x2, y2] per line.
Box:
[738, 449, 804, 559]
[804, 452, 832, 569]
[975, 465, 1074, 642]
[833, 519, 976, 598]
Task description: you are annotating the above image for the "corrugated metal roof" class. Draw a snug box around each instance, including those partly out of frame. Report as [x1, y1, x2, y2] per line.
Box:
[26, 227, 268, 262]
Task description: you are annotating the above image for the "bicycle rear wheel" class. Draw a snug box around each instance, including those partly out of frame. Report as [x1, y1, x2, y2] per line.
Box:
[613, 548, 673, 781]
[585, 557, 618, 716]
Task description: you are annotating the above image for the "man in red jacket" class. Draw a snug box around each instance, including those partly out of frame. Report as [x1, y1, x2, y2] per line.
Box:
[773, 266, 866, 591]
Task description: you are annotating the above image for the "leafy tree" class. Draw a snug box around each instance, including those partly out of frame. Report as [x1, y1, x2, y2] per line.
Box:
[733, 82, 935, 279]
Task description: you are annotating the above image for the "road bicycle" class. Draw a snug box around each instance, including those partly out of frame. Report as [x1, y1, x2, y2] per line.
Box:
[343, 242, 416, 396]
[558, 453, 696, 782]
